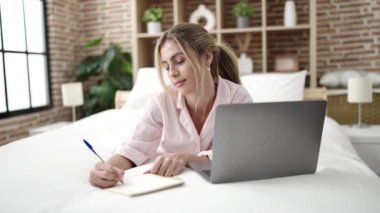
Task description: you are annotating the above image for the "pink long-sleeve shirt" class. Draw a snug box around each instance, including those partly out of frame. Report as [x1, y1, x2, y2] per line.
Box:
[116, 76, 252, 166]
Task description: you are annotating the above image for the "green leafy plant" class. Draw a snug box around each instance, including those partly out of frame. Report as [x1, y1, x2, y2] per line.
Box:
[142, 7, 164, 22]
[233, 1, 254, 17]
[74, 38, 133, 116]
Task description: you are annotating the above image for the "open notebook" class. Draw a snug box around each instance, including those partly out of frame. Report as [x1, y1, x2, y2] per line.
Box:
[107, 174, 184, 197]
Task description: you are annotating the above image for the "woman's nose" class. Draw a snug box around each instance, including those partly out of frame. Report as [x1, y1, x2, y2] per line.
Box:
[168, 67, 179, 77]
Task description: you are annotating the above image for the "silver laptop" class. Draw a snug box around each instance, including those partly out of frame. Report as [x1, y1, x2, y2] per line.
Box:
[195, 101, 326, 184]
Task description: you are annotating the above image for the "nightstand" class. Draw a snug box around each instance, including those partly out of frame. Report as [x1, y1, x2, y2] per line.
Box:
[115, 90, 131, 109]
[341, 125, 380, 176]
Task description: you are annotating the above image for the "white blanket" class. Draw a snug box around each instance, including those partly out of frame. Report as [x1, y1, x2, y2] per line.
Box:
[0, 109, 379, 213]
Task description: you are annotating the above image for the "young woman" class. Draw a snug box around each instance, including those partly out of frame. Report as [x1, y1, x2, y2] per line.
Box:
[89, 23, 252, 188]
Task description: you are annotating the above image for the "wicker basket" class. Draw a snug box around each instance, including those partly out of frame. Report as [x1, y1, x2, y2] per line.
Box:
[327, 93, 380, 124]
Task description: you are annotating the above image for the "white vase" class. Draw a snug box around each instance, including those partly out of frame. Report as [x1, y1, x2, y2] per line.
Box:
[147, 21, 161, 34]
[238, 53, 253, 75]
[189, 4, 216, 31]
[284, 0, 297, 27]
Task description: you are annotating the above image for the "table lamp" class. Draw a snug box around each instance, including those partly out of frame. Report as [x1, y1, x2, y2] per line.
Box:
[61, 82, 84, 121]
[347, 77, 373, 128]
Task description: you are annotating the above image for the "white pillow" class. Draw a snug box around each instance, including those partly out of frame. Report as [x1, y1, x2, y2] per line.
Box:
[366, 72, 380, 86]
[341, 70, 361, 87]
[240, 70, 307, 102]
[123, 67, 163, 110]
[319, 70, 363, 88]
[319, 72, 340, 87]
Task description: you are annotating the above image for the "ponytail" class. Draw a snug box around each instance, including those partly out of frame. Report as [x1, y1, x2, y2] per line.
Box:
[155, 23, 241, 87]
[211, 44, 241, 85]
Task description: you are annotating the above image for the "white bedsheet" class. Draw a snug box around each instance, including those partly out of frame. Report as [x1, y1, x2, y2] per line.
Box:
[0, 109, 379, 213]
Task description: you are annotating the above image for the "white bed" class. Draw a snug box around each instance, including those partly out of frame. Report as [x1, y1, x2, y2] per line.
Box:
[1, 70, 380, 212]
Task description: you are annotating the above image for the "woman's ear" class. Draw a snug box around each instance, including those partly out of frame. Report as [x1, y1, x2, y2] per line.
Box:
[204, 49, 214, 67]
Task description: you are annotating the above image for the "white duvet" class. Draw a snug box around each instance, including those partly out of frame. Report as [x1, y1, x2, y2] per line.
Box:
[0, 109, 379, 213]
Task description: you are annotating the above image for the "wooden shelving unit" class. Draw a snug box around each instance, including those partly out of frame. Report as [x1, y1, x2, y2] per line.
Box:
[132, 0, 317, 88]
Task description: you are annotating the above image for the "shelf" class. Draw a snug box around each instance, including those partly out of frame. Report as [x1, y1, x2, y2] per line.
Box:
[266, 24, 310, 31]
[220, 27, 263, 34]
[137, 33, 162, 38]
[207, 30, 218, 35]
[327, 88, 380, 96]
[220, 25, 310, 34]
[132, 0, 317, 87]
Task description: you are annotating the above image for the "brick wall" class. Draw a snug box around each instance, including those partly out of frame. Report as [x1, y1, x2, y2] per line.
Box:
[0, 0, 132, 145]
[1, 0, 379, 145]
[318, 0, 380, 73]
[79, 0, 132, 55]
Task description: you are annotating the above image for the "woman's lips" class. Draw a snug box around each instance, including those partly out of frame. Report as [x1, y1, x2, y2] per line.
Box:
[175, 79, 186, 87]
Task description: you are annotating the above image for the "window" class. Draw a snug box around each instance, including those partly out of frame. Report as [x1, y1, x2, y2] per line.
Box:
[0, 0, 50, 118]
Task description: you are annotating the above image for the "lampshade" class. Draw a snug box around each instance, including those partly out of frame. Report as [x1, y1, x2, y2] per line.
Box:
[61, 82, 84, 107]
[347, 77, 373, 103]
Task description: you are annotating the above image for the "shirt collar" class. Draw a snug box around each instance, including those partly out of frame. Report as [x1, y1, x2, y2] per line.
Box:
[176, 91, 184, 109]
[175, 76, 226, 110]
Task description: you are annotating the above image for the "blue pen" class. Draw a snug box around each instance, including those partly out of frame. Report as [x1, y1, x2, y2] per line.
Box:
[83, 139, 124, 184]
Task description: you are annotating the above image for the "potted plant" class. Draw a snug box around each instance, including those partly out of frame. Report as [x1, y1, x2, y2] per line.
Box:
[142, 7, 164, 34]
[74, 37, 133, 116]
[233, 1, 253, 28]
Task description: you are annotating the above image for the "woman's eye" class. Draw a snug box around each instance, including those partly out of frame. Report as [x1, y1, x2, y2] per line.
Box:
[176, 59, 185, 64]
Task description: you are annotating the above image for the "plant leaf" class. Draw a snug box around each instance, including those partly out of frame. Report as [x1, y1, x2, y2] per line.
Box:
[107, 72, 133, 90]
[142, 8, 164, 22]
[77, 37, 103, 52]
[74, 56, 102, 81]
[101, 46, 118, 73]
[88, 81, 116, 109]
[122, 52, 133, 74]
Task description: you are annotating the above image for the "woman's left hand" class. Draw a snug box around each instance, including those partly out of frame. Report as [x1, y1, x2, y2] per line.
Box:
[148, 153, 191, 177]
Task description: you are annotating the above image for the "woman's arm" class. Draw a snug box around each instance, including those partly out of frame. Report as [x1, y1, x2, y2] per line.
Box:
[89, 94, 164, 188]
[149, 153, 210, 177]
[107, 154, 136, 170]
[89, 154, 135, 188]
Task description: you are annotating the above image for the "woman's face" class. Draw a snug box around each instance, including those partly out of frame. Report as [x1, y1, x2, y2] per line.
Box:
[160, 40, 197, 96]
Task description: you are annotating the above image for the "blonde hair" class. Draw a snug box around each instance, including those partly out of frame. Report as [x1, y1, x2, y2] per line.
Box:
[154, 23, 240, 100]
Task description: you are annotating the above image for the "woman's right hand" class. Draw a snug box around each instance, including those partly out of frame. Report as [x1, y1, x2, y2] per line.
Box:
[89, 162, 124, 188]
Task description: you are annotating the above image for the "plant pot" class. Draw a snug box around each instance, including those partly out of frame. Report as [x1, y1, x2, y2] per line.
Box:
[147, 21, 161, 34]
[236, 16, 250, 28]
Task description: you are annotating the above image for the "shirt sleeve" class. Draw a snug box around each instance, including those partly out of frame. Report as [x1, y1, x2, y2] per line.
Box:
[115, 93, 163, 166]
[197, 150, 213, 160]
[231, 86, 253, 104]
